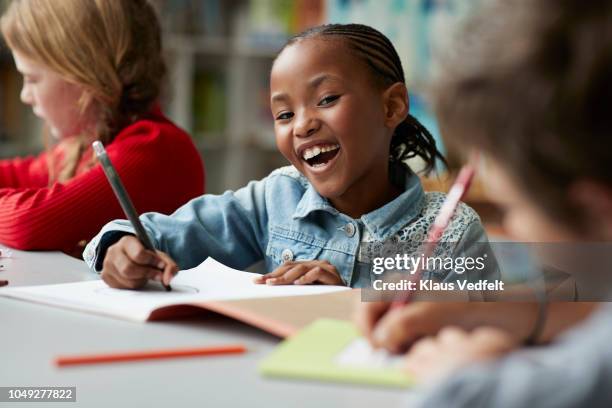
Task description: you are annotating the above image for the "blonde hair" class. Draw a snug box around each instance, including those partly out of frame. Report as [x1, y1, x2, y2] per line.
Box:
[0, 0, 166, 182]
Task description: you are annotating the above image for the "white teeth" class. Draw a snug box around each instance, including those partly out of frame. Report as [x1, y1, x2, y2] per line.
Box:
[302, 144, 340, 161]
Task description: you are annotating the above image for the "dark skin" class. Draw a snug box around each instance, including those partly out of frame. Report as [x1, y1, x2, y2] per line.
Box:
[256, 38, 408, 285]
[269, 39, 405, 219]
[100, 38, 409, 289]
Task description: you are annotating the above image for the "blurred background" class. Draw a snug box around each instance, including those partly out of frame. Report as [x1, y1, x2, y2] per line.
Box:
[0, 0, 498, 223]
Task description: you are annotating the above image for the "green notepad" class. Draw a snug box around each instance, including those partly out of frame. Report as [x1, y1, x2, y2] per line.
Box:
[259, 319, 413, 388]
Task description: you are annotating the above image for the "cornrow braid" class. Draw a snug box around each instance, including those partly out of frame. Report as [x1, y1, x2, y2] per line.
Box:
[282, 23, 446, 174]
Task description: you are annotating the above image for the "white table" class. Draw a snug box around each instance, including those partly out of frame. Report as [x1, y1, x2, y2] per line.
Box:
[0, 247, 411, 408]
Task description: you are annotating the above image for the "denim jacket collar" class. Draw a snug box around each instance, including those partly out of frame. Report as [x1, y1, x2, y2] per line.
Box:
[293, 184, 339, 219]
[360, 171, 425, 241]
[292, 170, 425, 241]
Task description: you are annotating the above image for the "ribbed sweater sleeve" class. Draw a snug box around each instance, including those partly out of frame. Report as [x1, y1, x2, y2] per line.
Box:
[0, 115, 204, 254]
[0, 153, 50, 188]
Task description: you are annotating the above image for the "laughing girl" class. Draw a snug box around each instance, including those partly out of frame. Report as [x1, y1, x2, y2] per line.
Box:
[85, 24, 495, 290]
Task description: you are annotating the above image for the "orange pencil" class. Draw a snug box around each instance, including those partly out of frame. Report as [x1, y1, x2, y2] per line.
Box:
[55, 344, 246, 367]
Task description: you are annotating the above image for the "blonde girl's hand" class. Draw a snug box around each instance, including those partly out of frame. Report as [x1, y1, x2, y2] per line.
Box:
[253, 260, 344, 285]
[404, 326, 519, 383]
[101, 235, 179, 289]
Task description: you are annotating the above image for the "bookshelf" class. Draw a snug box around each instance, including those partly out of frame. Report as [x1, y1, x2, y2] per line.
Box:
[154, 0, 325, 194]
[155, 0, 480, 194]
[0, 0, 486, 203]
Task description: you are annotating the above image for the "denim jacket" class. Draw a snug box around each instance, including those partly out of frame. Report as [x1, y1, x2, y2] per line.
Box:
[84, 166, 497, 288]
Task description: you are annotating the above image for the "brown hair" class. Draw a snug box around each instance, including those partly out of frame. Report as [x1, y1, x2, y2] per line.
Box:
[431, 0, 612, 231]
[279, 23, 446, 175]
[1, 0, 166, 182]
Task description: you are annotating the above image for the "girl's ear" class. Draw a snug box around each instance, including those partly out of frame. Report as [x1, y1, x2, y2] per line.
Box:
[570, 181, 612, 239]
[382, 82, 409, 129]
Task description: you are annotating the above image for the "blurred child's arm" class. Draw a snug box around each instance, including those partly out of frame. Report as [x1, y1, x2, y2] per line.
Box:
[404, 326, 518, 383]
[354, 301, 598, 353]
[408, 305, 612, 408]
[0, 153, 51, 188]
[254, 259, 344, 285]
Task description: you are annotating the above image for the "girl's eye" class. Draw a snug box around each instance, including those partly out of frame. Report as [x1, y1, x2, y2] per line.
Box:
[275, 111, 294, 121]
[318, 95, 340, 106]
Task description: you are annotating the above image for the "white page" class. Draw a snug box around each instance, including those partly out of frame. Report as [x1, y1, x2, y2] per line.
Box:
[0, 257, 350, 321]
[334, 338, 404, 369]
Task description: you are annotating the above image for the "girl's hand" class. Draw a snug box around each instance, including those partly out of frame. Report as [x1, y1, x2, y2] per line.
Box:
[404, 326, 518, 383]
[254, 260, 344, 285]
[101, 235, 179, 289]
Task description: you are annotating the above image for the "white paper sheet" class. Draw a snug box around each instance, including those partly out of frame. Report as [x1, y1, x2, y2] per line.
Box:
[0, 257, 350, 321]
[334, 338, 404, 369]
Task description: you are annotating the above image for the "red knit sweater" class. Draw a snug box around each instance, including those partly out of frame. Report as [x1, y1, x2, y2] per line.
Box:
[0, 110, 205, 255]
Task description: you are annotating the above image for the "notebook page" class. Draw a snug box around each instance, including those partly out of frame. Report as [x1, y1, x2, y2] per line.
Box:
[0, 257, 350, 321]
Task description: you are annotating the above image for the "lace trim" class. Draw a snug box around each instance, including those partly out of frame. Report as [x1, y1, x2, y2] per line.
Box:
[358, 192, 480, 263]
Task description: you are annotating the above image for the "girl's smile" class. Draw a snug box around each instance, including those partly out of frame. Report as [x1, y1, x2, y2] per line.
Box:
[270, 38, 405, 218]
[297, 141, 340, 172]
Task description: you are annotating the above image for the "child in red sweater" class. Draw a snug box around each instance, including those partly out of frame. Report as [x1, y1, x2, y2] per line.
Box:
[0, 0, 204, 256]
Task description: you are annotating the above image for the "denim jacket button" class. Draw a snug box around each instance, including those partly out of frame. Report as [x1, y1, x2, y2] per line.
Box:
[344, 222, 356, 237]
[281, 248, 294, 262]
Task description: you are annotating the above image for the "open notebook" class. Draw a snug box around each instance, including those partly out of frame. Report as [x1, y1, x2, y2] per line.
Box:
[0, 257, 356, 338]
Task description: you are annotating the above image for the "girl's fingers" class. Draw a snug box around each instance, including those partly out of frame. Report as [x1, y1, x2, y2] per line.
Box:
[295, 266, 343, 285]
[156, 252, 179, 287]
[255, 260, 340, 285]
[105, 246, 157, 280]
[121, 236, 164, 268]
[103, 240, 175, 289]
[101, 265, 121, 288]
[102, 265, 148, 289]
[254, 262, 295, 283]
[115, 247, 159, 280]
[102, 247, 145, 289]
[294, 267, 324, 284]
[267, 264, 310, 285]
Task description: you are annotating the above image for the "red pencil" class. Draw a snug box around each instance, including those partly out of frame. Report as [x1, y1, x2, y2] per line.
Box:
[391, 162, 476, 308]
[55, 344, 247, 367]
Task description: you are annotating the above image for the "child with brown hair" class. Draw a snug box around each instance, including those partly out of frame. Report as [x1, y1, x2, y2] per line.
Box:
[0, 0, 204, 255]
[356, 0, 612, 406]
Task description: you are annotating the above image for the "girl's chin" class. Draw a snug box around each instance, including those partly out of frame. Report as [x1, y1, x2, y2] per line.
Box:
[46, 125, 63, 140]
[310, 181, 347, 201]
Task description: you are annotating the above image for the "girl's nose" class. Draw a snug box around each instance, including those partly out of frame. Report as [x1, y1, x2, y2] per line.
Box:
[20, 85, 33, 106]
[293, 116, 321, 138]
